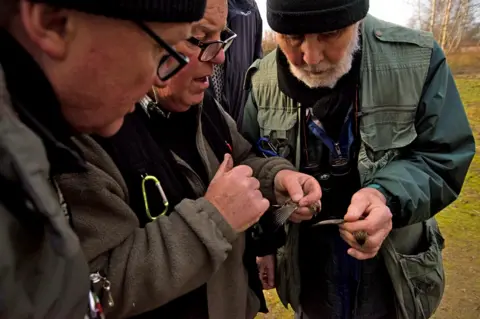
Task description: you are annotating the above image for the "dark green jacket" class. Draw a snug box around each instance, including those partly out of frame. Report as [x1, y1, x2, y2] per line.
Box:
[0, 36, 89, 318]
[242, 15, 475, 319]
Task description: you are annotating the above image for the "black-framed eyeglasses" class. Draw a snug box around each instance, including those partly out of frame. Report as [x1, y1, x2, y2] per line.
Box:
[135, 22, 190, 81]
[187, 27, 237, 62]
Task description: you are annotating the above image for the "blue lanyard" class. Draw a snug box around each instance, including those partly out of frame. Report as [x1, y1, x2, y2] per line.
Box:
[256, 137, 280, 157]
[307, 105, 354, 160]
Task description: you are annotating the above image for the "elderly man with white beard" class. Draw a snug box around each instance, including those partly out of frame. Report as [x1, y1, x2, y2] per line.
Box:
[242, 0, 475, 318]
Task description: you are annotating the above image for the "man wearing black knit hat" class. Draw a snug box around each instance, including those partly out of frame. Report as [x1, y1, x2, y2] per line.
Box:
[243, 0, 475, 318]
[0, 0, 205, 318]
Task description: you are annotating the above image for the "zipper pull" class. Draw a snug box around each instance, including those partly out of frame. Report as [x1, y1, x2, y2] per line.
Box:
[103, 280, 115, 308]
[90, 272, 102, 284]
[90, 272, 115, 308]
[334, 142, 342, 157]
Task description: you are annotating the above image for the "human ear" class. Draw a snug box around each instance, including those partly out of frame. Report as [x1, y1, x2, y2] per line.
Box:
[19, 1, 72, 60]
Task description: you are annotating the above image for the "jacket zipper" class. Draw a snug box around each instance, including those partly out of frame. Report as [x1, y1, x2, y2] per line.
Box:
[171, 103, 222, 197]
[90, 272, 115, 308]
[172, 153, 207, 195]
[195, 104, 216, 180]
[334, 142, 342, 157]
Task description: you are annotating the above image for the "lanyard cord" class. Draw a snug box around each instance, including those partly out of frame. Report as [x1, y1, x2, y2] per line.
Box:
[302, 85, 360, 160]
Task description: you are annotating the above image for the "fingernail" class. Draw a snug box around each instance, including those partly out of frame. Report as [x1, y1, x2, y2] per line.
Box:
[292, 194, 302, 202]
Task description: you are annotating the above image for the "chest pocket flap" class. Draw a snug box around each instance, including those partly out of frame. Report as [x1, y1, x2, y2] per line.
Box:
[359, 26, 432, 152]
[373, 26, 434, 49]
[257, 106, 298, 140]
[360, 105, 417, 152]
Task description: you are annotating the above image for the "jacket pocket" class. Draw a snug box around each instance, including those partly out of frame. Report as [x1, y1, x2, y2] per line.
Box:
[257, 108, 298, 141]
[396, 219, 446, 319]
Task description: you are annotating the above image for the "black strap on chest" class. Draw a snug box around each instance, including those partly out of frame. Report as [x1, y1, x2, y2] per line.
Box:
[200, 90, 234, 159]
[97, 93, 233, 228]
[301, 86, 362, 219]
[301, 88, 358, 176]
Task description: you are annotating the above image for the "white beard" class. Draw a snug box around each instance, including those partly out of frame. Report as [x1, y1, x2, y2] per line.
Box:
[288, 25, 361, 89]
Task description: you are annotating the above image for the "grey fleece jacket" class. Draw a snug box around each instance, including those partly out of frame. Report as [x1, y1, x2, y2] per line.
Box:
[56, 103, 294, 319]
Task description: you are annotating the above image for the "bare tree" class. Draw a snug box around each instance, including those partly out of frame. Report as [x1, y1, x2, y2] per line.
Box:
[446, 0, 469, 52]
[407, 0, 480, 52]
[262, 31, 277, 55]
[440, 0, 453, 49]
[430, 0, 438, 31]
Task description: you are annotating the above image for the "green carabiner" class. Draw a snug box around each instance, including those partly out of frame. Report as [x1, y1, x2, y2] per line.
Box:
[141, 175, 169, 221]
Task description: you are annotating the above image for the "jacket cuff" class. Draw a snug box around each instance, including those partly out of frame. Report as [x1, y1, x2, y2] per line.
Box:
[196, 197, 238, 243]
[259, 159, 297, 205]
[367, 183, 403, 226]
[366, 183, 390, 202]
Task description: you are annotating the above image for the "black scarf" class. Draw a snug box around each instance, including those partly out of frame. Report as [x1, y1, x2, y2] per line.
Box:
[96, 91, 232, 227]
[276, 48, 361, 140]
[97, 107, 197, 226]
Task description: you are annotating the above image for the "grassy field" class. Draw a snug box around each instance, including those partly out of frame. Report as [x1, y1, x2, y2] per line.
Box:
[256, 77, 480, 319]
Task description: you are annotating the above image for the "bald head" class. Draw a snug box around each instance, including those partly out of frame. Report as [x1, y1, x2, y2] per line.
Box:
[192, 0, 227, 34]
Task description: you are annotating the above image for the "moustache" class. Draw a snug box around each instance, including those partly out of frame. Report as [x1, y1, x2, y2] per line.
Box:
[300, 64, 333, 73]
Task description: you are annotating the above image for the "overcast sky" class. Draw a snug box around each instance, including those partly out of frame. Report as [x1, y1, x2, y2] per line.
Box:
[256, 0, 414, 32]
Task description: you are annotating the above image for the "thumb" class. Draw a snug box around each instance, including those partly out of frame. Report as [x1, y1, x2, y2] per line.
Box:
[298, 178, 322, 207]
[282, 176, 304, 203]
[344, 192, 370, 222]
[212, 153, 234, 182]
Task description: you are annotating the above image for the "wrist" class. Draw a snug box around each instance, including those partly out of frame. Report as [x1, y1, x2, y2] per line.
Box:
[274, 169, 293, 183]
[366, 183, 401, 217]
[263, 163, 296, 205]
[366, 183, 388, 204]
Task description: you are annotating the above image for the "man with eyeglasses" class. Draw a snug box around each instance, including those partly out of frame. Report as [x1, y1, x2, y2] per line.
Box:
[0, 0, 206, 318]
[209, 0, 264, 129]
[54, 0, 322, 318]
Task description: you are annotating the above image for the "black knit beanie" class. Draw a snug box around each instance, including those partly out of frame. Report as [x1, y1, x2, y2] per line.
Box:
[29, 0, 207, 23]
[267, 0, 369, 35]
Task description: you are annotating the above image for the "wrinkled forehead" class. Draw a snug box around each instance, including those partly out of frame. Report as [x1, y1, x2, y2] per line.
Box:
[192, 0, 228, 34]
[149, 22, 193, 45]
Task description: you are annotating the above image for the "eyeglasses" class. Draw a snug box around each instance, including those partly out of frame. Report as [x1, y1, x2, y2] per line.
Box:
[135, 22, 190, 81]
[187, 28, 237, 62]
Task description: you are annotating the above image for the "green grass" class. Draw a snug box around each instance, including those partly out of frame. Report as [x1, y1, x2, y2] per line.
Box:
[433, 78, 480, 318]
[256, 78, 480, 319]
[447, 53, 480, 76]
